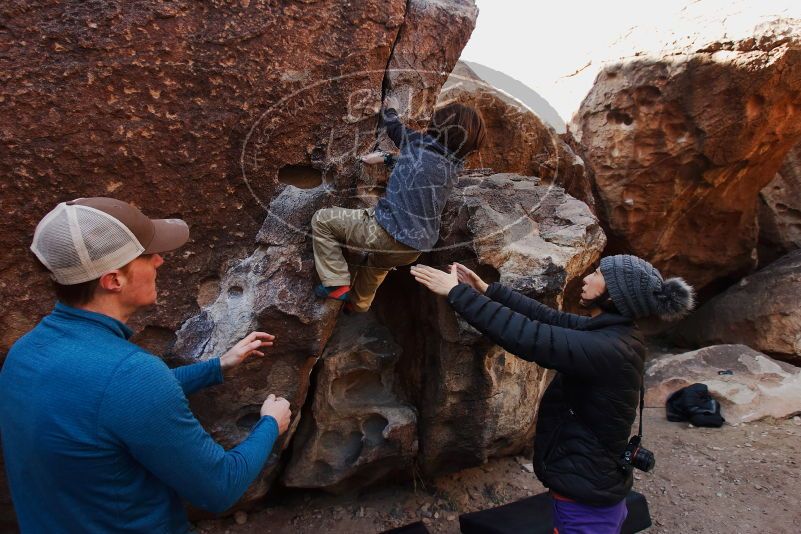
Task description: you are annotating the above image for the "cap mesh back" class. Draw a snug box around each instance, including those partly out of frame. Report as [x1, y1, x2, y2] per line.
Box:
[33, 208, 82, 270]
[77, 208, 138, 262]
[31, 203, 144, 285]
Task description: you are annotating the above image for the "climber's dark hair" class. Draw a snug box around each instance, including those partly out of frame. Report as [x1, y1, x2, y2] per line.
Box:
[427, 103, 486, 160]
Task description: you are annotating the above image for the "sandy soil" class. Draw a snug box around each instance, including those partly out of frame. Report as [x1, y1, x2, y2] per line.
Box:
[197, 409, 801, 534]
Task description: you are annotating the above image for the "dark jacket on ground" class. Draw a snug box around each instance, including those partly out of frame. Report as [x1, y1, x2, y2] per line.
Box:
[447, 282, 647, 506]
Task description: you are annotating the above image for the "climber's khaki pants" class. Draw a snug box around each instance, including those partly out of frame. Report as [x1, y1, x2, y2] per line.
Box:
[311, 207, 420, 312]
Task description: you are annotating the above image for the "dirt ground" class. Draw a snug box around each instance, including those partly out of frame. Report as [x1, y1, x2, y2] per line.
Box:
[197, 409, 801, 534]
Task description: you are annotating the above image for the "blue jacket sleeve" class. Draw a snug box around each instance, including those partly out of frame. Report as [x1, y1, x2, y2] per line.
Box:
[448, 284, 615, 380]
[485, 283, 590, 329]
[171, 358, 224, 396]
[98, 353, 279, 514]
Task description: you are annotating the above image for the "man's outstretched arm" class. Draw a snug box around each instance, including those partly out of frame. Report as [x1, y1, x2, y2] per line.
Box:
[99, 353, 289, 515]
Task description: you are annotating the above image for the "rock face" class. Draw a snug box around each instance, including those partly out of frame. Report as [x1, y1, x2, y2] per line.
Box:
[377, 172, 606, 475]
[171, 186, 341, 503]
[672, 249, 801, 365]
[438, 173, 605, 306]
[371, 1, 478, 169]
[572, 20, 801, 294]
[0, 0, 476, 353]
[0, 0, 477, 517]
[384, 2, 478, 128]
[758, 141, 801, 266]
[0, 0, 398, 355]
[645, 345, 801, 424]
[282, 313, 417, 493]
[278, 172, 605, 487]
[439, 62, 593, 209]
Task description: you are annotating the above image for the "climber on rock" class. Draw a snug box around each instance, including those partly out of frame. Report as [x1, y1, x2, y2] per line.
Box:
[0, 197, 292, 533]
[311, 95, 486, 313]
[410, 256, 695, 534]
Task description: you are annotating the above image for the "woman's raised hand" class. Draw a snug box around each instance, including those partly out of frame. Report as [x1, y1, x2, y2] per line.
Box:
[455, 263, 489, 294]
[410, 264, 459, 297]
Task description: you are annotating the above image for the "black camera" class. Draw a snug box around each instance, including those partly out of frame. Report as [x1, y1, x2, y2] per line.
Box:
[621, 435, 655, 472]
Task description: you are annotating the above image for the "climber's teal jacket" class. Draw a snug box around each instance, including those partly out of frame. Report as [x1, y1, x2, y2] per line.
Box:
[0, 302, 278, 533]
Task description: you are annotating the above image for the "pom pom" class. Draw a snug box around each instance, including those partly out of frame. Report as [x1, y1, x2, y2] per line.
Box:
[653, 277, 695, 320]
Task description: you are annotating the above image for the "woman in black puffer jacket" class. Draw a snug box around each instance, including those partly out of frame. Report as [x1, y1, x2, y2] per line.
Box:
[411, 255, 694, 534]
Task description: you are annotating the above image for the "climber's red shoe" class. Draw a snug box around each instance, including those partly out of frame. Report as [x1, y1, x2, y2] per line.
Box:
[314, 284, 351, 301]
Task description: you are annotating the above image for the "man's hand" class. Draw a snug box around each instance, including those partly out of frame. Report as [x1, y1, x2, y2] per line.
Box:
[260, 394, 291, 435]
[220, 331, 275, 372]
[410, 264, 459, 297]
[455, 263, 489, 294]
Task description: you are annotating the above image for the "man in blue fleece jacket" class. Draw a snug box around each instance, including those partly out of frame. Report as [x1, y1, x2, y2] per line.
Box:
[0, 197, 292, 533]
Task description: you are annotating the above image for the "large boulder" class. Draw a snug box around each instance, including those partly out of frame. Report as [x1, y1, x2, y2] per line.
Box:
[758, 140, 801, 266]
[439, 62, 593, 209]
[0, 0, 477, 516]
[437, 173, 605, 306]
[672, 249, 801, 365]
[370, 1, 478, 171]
[0, 0, 476, 354]
[170, 186, 340, 504]
[276, 172, 604, 489]
[376, 172, 606, 475]
[0, 0, 396, 354]
[572, 20, 801, 295]
[645, 345, 801, 424]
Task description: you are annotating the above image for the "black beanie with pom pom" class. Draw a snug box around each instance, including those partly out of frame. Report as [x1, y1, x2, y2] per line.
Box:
[599, 254, 695, 320]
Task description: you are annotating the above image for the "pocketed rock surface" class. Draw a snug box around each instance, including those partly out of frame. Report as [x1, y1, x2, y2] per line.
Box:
[573, 19, 801, 294]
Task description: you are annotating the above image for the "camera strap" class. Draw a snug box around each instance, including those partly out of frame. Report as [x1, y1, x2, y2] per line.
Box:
[637, 384, 644, 438]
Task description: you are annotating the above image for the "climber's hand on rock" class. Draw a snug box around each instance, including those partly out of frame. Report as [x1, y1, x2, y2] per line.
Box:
[220, 331, 275, 372]
[384, 95, 400, 113]
[455, 263, 489, 294]
[410, 264, 459, 297]
[261, 394, 291, 435]
[359, 151, 387, 165]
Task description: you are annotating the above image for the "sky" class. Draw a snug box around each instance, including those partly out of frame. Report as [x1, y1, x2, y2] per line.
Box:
[460, 0, 801, 129]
